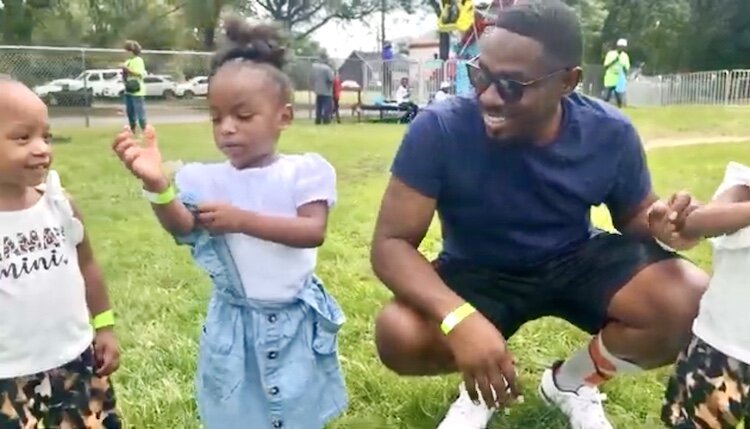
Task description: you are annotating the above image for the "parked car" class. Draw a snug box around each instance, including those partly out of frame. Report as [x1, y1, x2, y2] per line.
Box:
[75, 69, 122, 96]
[32, 69, 122, 99]
[40, 85, 93, 107]
[144, 75, 177, 98]
[103, 74, 178, 99]
[33, 79, 84, 97]
[175, 76, 208, 99]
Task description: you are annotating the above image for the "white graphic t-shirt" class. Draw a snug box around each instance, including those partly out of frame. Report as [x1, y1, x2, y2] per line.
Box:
[693, 162, 750, 364]
[0, 171, 92, 378]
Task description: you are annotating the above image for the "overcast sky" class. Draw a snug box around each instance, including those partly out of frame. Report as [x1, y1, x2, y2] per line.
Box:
[311, 10, 438, 59]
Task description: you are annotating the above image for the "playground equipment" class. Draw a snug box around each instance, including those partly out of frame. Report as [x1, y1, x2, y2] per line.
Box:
[437, 0, 516, 95]
[437, 0, 517, 60]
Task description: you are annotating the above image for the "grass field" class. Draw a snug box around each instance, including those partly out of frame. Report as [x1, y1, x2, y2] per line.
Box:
[50, 106, 750, 428]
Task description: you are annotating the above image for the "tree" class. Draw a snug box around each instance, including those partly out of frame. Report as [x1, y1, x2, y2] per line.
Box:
[81, 1, 185, 50]
[681, 0, 750, 71]
[177, 0, 251, 50]
[251, 0, 395, 40]
[0, 0, 56, 43]
[597, 0, 690, 73]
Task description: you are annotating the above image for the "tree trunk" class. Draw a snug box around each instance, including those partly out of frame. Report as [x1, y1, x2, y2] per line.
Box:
[203, 26, 216, 50]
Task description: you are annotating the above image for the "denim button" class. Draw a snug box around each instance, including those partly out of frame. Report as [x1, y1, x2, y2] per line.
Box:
[272, 419, 283, 428]
[267, 351, 278, 359]
[268, 314, 277, 323]
[269, 386, 279, 395]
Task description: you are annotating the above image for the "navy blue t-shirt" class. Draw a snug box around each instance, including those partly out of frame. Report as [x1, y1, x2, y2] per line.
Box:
[390, 93, 652, 271]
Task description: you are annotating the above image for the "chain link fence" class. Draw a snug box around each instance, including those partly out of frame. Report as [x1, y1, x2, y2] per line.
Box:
[2, 45, 749, 128]
[0, 45, 347, 127]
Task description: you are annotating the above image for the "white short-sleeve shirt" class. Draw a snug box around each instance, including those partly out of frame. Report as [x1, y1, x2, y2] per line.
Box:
[0, 171, 92, 378]
[693, 162, 750, 363]
[175, 153, 336, 301]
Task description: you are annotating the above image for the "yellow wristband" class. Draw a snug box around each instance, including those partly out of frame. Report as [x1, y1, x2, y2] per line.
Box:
[92, 310, 115, 330]
[440, 302, 476, 335]
[142, 184, 176, 205]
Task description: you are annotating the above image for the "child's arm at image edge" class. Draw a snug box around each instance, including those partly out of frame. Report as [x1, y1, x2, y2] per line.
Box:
[70, 198, 121, 375]
[682, 184, 750, 238]
[236, 200, 329, 249]
[69, 199, 112, 319]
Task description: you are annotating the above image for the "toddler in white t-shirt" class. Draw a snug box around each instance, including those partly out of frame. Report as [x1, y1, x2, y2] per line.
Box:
[0, 78, 120, 428]
[663, 161, 750, 428]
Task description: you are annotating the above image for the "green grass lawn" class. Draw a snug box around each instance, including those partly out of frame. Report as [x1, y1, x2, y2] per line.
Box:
[622, 105, 750, 141]
[50, 113, 750, 428]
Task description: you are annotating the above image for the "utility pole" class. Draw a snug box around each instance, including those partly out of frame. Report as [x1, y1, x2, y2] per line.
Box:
[381, 0, 389, 97]
[381, 0, 386, 47]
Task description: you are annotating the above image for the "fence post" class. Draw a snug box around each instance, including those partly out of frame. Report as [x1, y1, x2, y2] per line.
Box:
[81, 48, 90, 128]
[416, 61, 423, 104]
[307, 59, 313, 120]
[724, 70, 732, 106]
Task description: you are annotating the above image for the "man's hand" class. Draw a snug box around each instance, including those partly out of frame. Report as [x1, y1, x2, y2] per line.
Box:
[445, 313, 521, 408]
[93, 329, 120, 376]
[196, 202, 247, 234]
[648, 191, 701, 250]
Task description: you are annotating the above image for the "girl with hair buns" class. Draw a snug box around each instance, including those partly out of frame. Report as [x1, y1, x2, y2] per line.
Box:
[111, 17, 347, 429]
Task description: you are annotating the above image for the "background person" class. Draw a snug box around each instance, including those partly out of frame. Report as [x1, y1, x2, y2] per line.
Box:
[602, 38, 630, 108]
[122, 40, 148, 132]
[311, 55, 334, 125]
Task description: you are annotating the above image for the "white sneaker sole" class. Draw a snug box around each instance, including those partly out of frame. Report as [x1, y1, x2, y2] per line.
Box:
[538, 383, 555, 407]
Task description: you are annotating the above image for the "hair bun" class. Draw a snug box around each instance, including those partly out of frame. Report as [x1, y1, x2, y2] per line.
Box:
[214, 16, 288, 71]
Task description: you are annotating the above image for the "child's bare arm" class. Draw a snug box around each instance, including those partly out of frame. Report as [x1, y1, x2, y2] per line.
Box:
[234, 201, 328, 248]
[68, 198, 111, 318]
[196, 201, 329, 248]
[682, 185, 750, 238]
[143, 178, 195, 236]
[152, 202, 195, 236]
[69, 197, 120, 375]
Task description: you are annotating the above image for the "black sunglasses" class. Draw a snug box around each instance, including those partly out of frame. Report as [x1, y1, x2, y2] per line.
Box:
[466, 57, 569, 103]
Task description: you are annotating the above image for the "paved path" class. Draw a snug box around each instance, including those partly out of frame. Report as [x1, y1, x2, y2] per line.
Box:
[646, 135, 750, 149]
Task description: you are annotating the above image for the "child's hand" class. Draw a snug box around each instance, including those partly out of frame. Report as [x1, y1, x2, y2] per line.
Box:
[197, 202, 247, 234]
[93, 328, 120, 376]
[112, 125, 167, 191]
[648, 191, 701, 250]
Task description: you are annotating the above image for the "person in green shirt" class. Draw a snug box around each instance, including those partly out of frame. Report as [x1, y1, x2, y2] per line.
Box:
[122, 40, 147, 132]
[602, 38, 630, 108]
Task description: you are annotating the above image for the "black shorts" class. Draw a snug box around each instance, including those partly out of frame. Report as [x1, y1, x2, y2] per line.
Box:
[434, 231, 680, 338]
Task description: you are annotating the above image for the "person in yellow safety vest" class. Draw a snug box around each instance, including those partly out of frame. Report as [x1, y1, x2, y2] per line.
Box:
[602, 38, 630, 108]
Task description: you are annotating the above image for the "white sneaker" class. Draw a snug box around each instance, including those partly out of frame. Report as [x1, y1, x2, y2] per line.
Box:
[538, 364, 614, 429]
[436, 382, 496, 429]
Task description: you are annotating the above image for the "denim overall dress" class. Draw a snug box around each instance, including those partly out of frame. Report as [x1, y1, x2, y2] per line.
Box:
[175, 193, 348, 429]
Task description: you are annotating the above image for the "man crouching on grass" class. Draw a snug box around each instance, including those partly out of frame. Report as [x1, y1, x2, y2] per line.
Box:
[369, 1, 708, 428]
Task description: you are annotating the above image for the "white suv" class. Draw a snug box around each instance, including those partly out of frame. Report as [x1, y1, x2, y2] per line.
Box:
[76, 69, 123, 96]
[33, 69, 122, 99]
[103, 74, 178, 99]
